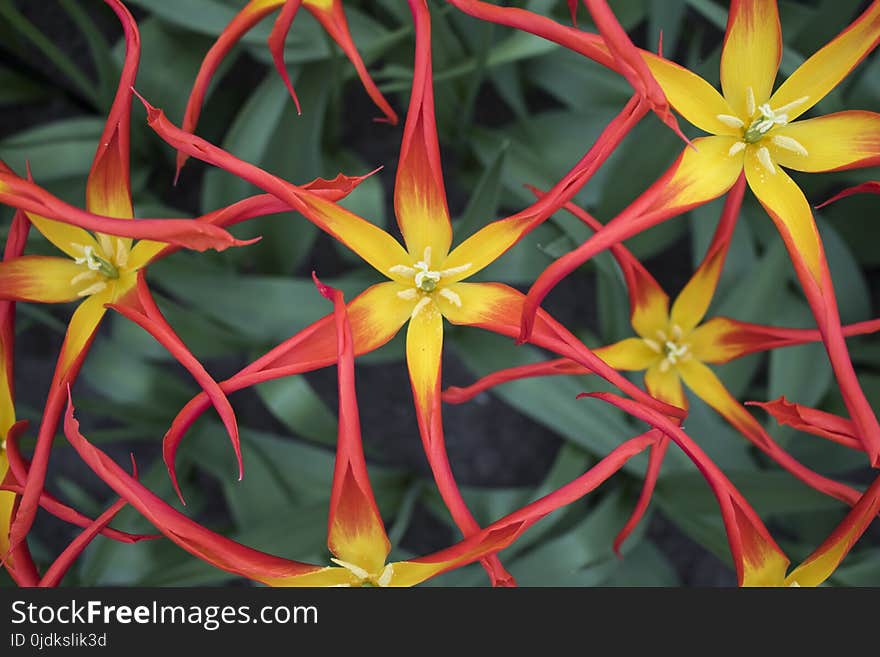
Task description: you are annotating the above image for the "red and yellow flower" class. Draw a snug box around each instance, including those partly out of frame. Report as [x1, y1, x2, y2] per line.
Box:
[446, 180, 880, 547]
[138, 0, 692, 586]
[494, 0, 880, 464]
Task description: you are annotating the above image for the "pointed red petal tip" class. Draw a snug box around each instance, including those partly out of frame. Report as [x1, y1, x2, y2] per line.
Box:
[312, 271, 335, 301]
[815, 181, 880, 209]
[130, 87, 161, 123]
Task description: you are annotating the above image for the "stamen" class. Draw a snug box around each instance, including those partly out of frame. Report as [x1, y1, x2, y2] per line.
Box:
[330, 558, 371, 581]
[377, 564, 394, 587]
[69, 270, 98, 287]
[397, 288, 419, 301]
[745, 87, 756, 117]
[643, 338, 661, 353]
[438, 288, 462, 307]
[438, 263, 472, 278]
[411, 297, 432, 318]
[773, 96, 809, 117]
[422, 246, 432, 267]
[728, 142, 746, 157]
[655, 330, 668, 342]
[389, 264, 416, 277]
[716, 114, 744, 129]
[659, 359, 672, 373]
[756, 146, 776, 174]
[74, 245, 103, 271]
[671, 324, 682, 341]
[97, 234, 115, 259]
[771, 135, 808, 157]
[414, 269, 441, 291]
[76, 281, 108, 298]
[115, 239, 129, 268]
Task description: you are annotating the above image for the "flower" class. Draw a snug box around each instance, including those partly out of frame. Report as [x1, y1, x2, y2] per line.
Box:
[60, 278, 662, 587]
[446, 182, 880, 548]
[513, 0, 880, 464]
[0, 0, 369, 556]
[141, 0, 685, 586]
[176, 0, 397, 178]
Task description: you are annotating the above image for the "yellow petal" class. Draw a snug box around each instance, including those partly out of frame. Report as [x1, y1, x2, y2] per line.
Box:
[28, 213, 101, 260]
[644, 362, 687, 409]
[295, 193, 413, 282]
[784, 477, 880, 587]
[669, 246, 726, 336]
[56, 285, 115, 378]
[265, 565, 361, 587]
[0, 256, 93, 303]
[0, 450, 12, 561]
[328, 467, 391, 577]
[627, 269, 670, 341]
[595, 337, 661, 371]
[720, 0, 781, 119]
[125, 240, 168, 272]
[769, 2, 880, 122]
[440, 214, 532, 285]
[743, 145, 823, 283]
[648, 136, 745, 212]
[769, 111, 880, 173]
[406, 299, 443, 424]
[641, 53, 740, 136]
[687, 317, 747, 364]
[676, 357, 743, 423]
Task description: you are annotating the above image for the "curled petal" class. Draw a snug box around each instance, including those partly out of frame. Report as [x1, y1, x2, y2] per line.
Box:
[520, 137, 743, 343]
[163, 282, 414, 500]
[178, 0, 284, 175]
[305, 0, 397, 124]
[747, 397, 861, 451]
[63, 392, 323, 584]
[314, 276, 390, 575]
[0, 164, 250, 252]
[785, 474, 880, 587]
[110, 273, 242, 483]
[138, 96, 411, 277]
[613, 432, 668, 555]
[437, 282, 684, 419]
[390, 430, 660, 586]
[677, 358, 860, 506]
[441, 95, 648, 281]
[442, 357, 589, 405]
[579, 391, 790, 586]
[817, 180, 880, 208]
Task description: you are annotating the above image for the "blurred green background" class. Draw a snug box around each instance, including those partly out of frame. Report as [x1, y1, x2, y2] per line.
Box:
[0, 0, 878, 586]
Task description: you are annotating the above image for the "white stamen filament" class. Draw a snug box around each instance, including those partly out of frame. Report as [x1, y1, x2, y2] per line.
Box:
[115, 239, 129, 267]
[772, 96, 809, 117]
[670, 324, 682, 341]
[728, 141, 746, 157]
[643, 338, 661, 353]
[411, 296, 432, 318]
[745, 87, 756, 117]
[389, 264, 416, 277]
[771, 135, 808, 156]
[70, 270, 98, 287]
[716, 114, 744, 129]
[76, 281, 108, 298]
[756, 146, 776, 174]
[330, 558, 371, 581]
[438, 288, 462, 307]
[438, 263, 472, 278]
[397, 288, 418, 301]
[377, 564, 394, 587]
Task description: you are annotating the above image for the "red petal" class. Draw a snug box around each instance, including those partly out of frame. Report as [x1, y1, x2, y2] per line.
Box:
[748, 397, 862, 451]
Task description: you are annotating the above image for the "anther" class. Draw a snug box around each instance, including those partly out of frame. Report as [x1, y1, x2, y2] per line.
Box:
[716, 114, 744, 129]
[439, 288, 462, 307]
[728, 141, 746, 157]
[771, 135, 808, 156]
[756, 146, 776, 174]
[411, 297, 432, 318]
[76, 281, 108, 298]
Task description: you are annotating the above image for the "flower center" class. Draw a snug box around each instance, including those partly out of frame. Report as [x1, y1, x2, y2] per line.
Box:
[73, 244, 119, 279]
[330, 558, 394, 587]
[644, 324, 691, 373]
[389, 247, 472, 317]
